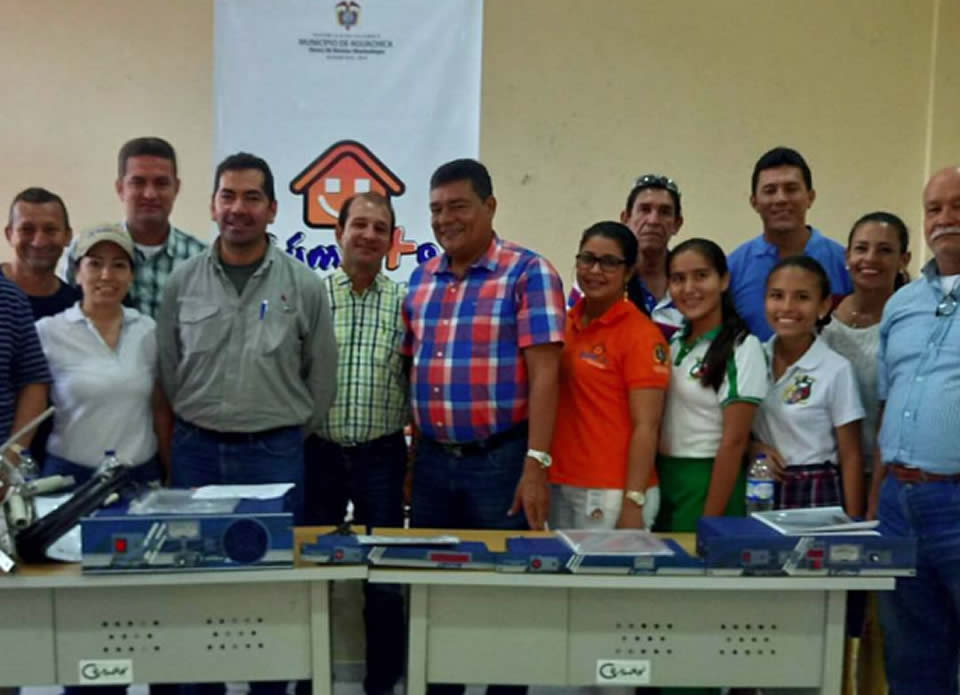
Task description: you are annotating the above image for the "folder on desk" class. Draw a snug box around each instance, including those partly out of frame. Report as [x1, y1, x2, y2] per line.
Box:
[503, 537, 704, 575]
[367, 541, 497, 569]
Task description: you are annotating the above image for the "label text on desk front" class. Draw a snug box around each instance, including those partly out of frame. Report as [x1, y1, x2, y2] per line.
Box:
[78, 660, 134, 685]
[596, 659, 651, 685]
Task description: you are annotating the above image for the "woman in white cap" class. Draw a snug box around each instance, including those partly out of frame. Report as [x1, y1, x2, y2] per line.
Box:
[35, 223, 171, 488]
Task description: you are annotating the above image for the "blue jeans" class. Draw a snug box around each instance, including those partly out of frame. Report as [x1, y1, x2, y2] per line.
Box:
[876, 474, 960, 694]
[411, 430, 529, 531]
[297, 431, 407, 695]
[171, 419, 305, 695]
[411, 428, 528, 695]
[43, 453, 164, 489]
[171, 418, 305, 524]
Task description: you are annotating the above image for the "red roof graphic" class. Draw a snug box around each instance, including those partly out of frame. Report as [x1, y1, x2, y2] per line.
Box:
[290, 140, 405, 229]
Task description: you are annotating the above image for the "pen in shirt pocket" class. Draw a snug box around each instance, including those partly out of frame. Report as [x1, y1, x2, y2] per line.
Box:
[260, 299, 269, 321]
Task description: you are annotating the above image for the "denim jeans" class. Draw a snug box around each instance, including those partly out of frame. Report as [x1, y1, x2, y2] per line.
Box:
[297, 431, 407, 695]
[411, 431, 529, 532]
[876, 474, 960, 694]
[411, 429, 529, 695]
[171, 418, 305, 695]
[171, 418, 305, 524]
[43, 453, 164, 490]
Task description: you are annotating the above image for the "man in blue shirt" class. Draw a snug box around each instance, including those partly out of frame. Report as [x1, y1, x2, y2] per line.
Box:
[871, 165, 960, 694]
[727, 147, 851, 339]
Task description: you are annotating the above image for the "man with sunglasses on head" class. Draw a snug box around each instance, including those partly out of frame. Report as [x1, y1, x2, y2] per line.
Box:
[619, 174, 686, 339]
[870, 165, 960, 694]
[568, 174, 684, 339]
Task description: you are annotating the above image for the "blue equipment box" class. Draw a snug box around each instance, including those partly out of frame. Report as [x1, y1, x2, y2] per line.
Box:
[300, 534, 367, 564]
[81, 490, 294, 573]
[697, 516, 916, 576]
[503, 537, 704, 575]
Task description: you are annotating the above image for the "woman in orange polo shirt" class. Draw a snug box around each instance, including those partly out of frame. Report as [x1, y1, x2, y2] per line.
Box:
[549, 221, 670, 529]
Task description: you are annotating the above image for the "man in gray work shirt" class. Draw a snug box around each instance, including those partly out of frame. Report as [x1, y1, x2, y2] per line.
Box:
[157, 152, 337, 526]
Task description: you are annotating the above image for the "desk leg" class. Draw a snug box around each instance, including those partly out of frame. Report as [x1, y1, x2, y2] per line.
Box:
[405, 585, 428, 695]
[818, 590, 847, 695]
[765, 589, 847, 695]
[310, 581, 333, 695]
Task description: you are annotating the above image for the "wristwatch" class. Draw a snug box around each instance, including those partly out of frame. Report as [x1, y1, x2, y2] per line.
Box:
[526, 449, 552, 469]
[624, 490, 646, 507]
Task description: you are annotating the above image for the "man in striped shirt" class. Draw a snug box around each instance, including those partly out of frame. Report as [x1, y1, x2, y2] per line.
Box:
[0, 276, 51, 452]
[304, 193, 408, 695]
[403, 159, 566, 535]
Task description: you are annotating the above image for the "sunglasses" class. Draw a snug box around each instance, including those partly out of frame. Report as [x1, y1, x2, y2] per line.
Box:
[633, 174, 681, 196]
[937, 293, 957, 317]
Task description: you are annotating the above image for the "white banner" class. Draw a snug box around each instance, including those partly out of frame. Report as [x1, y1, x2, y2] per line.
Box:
[214, 0, 483, 278]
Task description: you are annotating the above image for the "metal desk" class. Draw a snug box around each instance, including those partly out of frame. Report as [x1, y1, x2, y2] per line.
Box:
[368, 531, 895, 694]
[0, 528, 365, 694]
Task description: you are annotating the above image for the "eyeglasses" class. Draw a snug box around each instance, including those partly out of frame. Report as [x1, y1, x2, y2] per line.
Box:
[633, 174, 681, 196]
[575, 252, 628, 272]
[937, 293, 957, 317]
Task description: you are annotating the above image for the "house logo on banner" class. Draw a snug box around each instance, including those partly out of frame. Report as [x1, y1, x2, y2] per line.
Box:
[286, 140, 438, 272]
[336, 1, 360, 30]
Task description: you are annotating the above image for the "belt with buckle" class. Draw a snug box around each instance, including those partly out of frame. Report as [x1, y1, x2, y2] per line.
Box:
[888, 463, 960, 483]
[428, 422, 528, 457]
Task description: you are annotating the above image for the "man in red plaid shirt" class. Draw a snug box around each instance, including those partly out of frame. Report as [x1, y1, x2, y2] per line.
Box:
[403, 159, 565, 533]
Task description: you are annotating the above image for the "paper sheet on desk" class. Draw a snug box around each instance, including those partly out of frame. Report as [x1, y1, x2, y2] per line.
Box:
[751, 507, 880, 535]
[34, 494, 81, 563]
[190, 483, 294, 500]
[558, 529, 674, 556]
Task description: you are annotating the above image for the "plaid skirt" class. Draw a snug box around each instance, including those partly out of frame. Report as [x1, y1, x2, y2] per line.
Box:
[776, 462, 842, 509]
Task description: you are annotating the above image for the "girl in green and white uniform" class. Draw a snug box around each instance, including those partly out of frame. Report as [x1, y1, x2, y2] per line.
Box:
[656, 238, 770, 532]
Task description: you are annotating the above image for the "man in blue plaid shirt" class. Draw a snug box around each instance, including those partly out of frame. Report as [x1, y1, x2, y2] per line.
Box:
[65, 137, 205, 317]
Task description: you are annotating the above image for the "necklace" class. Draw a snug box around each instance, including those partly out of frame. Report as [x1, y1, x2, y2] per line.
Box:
[846, 296, 884, 329]
[848, 307, 880, 328]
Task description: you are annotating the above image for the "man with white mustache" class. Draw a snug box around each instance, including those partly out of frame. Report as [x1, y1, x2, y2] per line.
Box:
[156, 153, 337, 537]
[871, 165, 960, 693]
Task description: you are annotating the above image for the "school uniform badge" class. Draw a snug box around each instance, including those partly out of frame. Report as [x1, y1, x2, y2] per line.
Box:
[654, 343, 667, 365]
[783, 375, 815, 404]
[688, 357, 706, 380]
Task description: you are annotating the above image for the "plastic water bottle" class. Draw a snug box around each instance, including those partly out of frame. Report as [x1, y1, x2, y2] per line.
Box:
[18, 449, 39, 480]
[746, 453, 775, 513]
[98, 449, 124, 473]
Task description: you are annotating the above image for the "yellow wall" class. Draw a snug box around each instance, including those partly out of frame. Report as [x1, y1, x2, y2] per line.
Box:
[1, 0, 958, 280]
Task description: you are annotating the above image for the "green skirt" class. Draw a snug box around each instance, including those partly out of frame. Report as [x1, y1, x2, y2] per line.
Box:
[655, 454, 746, 532]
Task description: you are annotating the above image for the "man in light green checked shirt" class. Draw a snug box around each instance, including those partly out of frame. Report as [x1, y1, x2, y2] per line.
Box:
[302, 192, 409, 695]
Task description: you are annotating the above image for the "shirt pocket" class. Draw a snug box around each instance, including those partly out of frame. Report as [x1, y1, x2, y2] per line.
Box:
[257, 303, 300, 356]
[371, 319, 404, 368]
[179, 302, 222, 354]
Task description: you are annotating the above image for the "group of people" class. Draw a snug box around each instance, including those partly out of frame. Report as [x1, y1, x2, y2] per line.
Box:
[1, 137, 959, 695]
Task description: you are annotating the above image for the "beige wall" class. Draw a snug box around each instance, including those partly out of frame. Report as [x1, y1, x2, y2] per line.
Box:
[2, 0, 958, 279]
[0, 0, 214, 259]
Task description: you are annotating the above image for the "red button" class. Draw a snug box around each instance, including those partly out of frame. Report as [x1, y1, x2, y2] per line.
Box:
[114, 538, 128, 554]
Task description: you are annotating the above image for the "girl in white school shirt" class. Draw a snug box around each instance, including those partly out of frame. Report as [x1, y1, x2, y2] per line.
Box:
[656, 238, 769, 532]
[751, 256, 865, 516]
